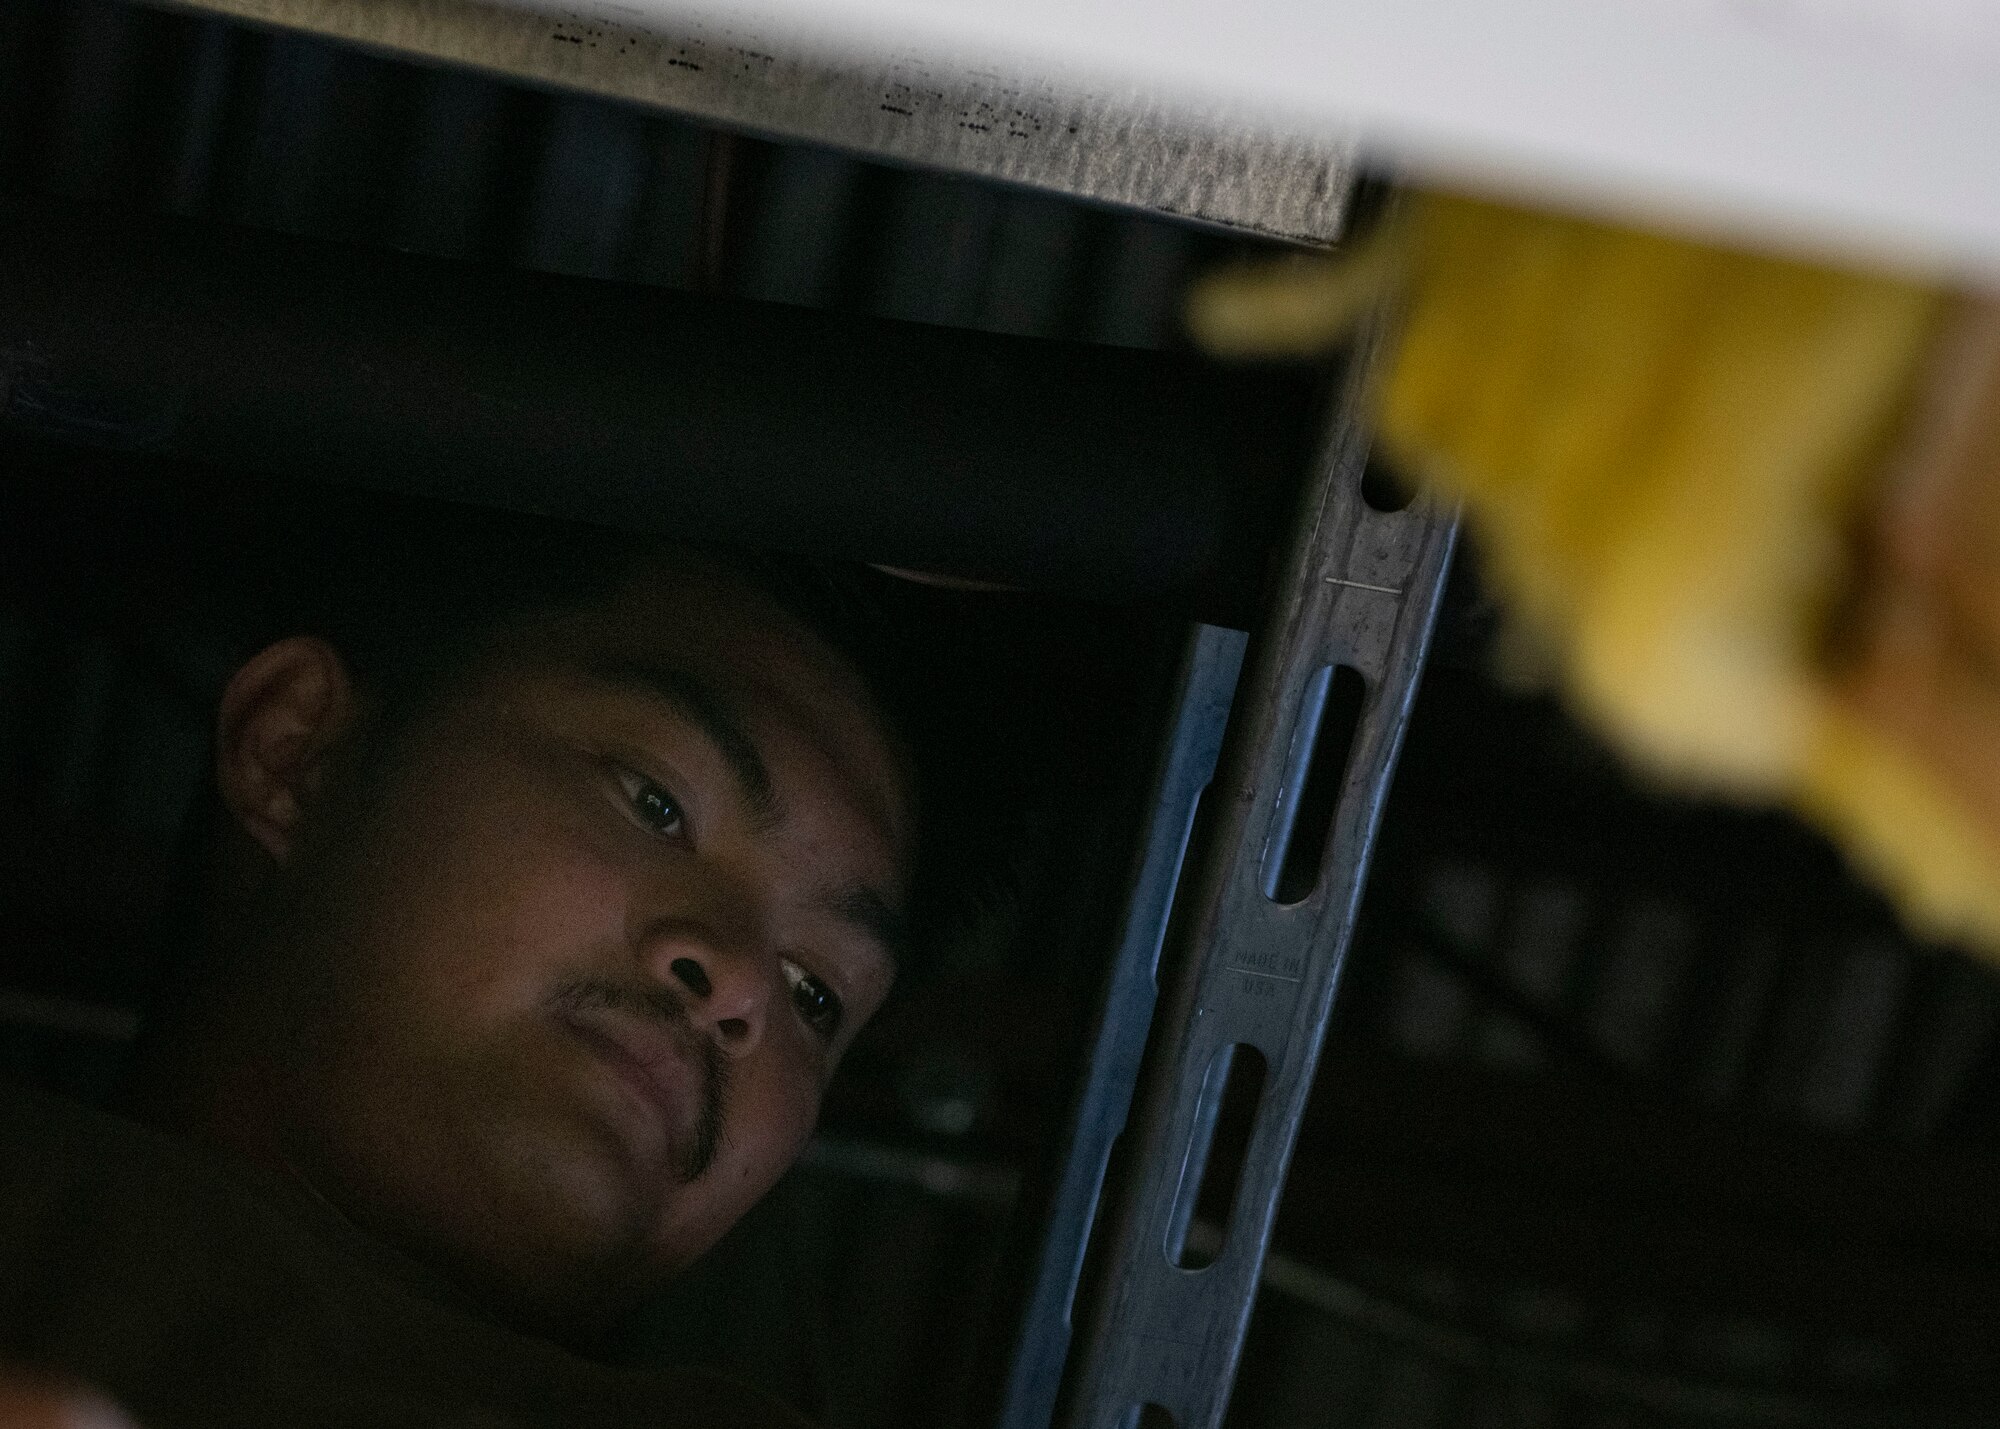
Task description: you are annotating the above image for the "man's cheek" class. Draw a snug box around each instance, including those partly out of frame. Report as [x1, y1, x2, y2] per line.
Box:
[741, 1059, 824, 1179]
[412, 829, 635, 1008]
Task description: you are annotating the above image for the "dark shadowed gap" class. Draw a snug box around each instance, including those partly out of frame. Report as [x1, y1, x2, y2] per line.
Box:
[1263, 665, 1367, 906]
[1166, 1042, 1268, 1271]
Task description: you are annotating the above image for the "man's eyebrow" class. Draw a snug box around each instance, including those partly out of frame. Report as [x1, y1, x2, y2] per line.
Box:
[827, 884, 911, 969]
[589, 659, 778, 825]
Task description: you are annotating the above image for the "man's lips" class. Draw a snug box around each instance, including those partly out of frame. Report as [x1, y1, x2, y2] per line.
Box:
[558, 1006, 704, 1156]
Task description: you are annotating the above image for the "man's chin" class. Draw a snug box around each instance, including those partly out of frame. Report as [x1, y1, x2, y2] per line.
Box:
[370, 1121, 681, 1338]
[320, 1061, 725, 1332]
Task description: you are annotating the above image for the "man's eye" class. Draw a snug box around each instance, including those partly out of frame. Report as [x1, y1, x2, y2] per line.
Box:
[782, 959, 843, 1040]
[614, 768, 686, 838]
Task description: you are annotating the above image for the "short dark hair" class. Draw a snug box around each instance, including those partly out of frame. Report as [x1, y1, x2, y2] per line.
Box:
[231, 491, 908, 743]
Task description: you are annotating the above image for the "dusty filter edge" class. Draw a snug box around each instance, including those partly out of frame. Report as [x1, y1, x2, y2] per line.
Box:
[154, 0, 1357, 243]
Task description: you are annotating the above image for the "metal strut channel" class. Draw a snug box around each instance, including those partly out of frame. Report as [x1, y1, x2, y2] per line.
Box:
[998, 623, 1249, 1429]
[1057, 345, 1458, 1429]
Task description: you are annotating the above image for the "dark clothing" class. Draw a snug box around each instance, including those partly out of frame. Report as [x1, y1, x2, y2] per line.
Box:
[0, 1078, 807, 1429]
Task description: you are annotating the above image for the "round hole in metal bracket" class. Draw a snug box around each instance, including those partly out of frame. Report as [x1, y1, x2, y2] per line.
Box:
[1361, 453, 1415, 513]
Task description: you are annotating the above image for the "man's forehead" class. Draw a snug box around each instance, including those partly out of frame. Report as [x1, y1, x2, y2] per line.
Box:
[491, 563, 824, 708]
[509, 577, 914, 861]
[588, 562, 850, 696]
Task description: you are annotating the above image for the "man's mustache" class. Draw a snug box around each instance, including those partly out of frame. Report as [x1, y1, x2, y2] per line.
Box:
[550, 977, 729, 1183]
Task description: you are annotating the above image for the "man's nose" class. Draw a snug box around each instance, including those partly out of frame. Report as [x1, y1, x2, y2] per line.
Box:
[635, 920, 769, 1055]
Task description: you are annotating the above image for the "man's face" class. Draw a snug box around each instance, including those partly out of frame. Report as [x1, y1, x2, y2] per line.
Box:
[237, 566, 910, 1329]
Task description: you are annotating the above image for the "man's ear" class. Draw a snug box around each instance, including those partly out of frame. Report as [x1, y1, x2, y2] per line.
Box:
[215, 636, 360, 865]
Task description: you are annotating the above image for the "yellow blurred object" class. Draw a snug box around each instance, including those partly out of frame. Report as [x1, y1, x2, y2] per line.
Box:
[1192, 195, 2000, 956]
